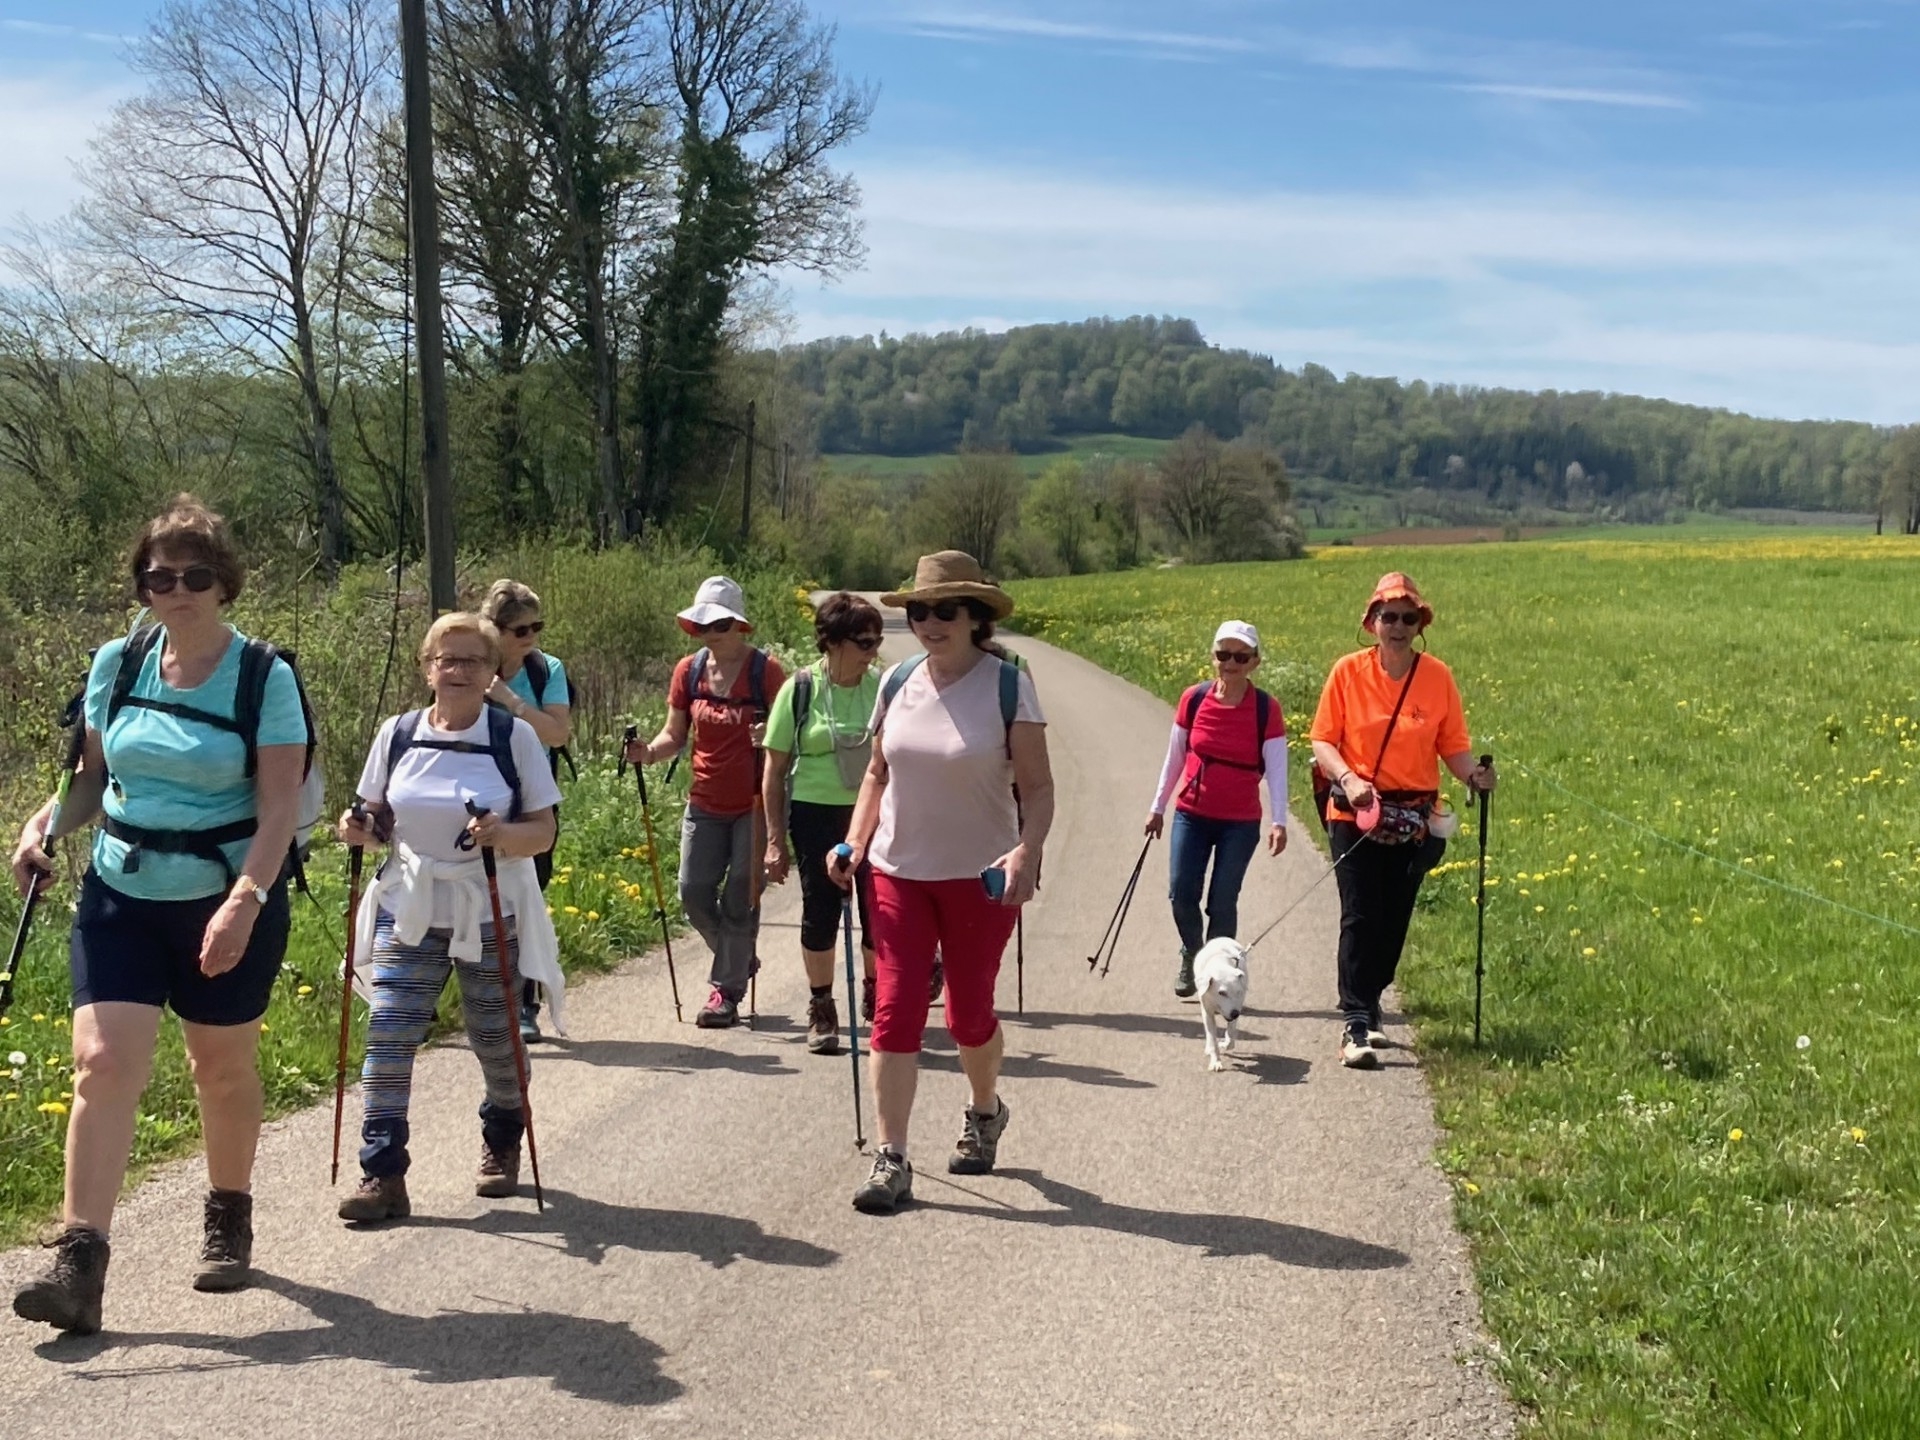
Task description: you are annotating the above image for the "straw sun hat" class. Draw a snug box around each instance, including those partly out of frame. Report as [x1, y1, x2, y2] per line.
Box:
[880, 550, 1015, 621]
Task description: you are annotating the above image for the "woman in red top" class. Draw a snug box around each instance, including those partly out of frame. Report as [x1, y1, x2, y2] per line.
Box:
[1144, 620, 1289, 998]
[1309, 573, 1495, 1070]
[626, 577, 785, 1028]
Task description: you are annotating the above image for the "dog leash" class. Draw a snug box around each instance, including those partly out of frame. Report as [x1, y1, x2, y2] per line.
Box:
[1241, 841, 1365, 954]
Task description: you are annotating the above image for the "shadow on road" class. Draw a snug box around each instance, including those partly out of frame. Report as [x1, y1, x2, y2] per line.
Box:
[1009, 1009, 1269, 1044]
[917, 1169, 1406, 1270]
[38, 1272, 682, 1407]
[544, 1038, 799, 1077]
[408, 1188, 840, 1271]
[1240, 1052, 1312, 1085]
[916, 1048, 1154, 1090]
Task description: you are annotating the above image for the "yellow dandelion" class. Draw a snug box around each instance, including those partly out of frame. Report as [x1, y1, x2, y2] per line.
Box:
[37, 1101, 68, 1116]
[1463, 1181, 1481, 1196]
[297, 984, 314, 996]
[30, 1013, 45, 1023]
[564, 905, 581, 916]
[1728, 1128, 1744, 1142]
[586, 911, 601, 922]
[259, 1022, 270, 1032]
[1582, 947, 1597, 957]
[1850, 1127, 1868, 1144]
[2, 1092, 16, 1102]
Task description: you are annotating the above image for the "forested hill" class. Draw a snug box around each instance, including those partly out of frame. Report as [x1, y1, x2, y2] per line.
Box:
[781, 317, 1893, 513]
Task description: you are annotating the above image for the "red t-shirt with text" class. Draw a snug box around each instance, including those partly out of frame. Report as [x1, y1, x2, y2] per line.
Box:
[671, 650, 786, 818]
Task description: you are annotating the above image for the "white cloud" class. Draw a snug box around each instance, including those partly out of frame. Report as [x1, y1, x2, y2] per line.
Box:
[0, 19, 130, 46]
[0, 75, 125, 227]
[904, 11, 1249, 54]
[780, 159, 1920, 422]
[1454, 82, 1693, 111]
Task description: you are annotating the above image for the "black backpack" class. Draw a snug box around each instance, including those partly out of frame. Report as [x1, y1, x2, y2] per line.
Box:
[101, 624, 324, 888]
[686, 646, 772, 723]
[1177, 682, 1275, 805]
[384, 706, 525, 820]
[500, 650, 577, 782]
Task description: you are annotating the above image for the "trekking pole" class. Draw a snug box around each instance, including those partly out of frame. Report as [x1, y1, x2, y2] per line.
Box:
[622, 725, 683, 1023]
[2, 696, 85, 1022]
[330, 804, 369, 1186]
[747, 808, 764, 1029]
[464, 800, 545, 1210]
[833, 851, 867, 1152]
[1088, 834, 1154, 977]
[1473, 753, 1492, 1047]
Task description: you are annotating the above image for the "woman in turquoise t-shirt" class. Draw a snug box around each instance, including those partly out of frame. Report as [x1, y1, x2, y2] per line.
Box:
[8, 497, 305, 1336]
[482, 578, 572, 1040]
[761, 592, 883, 1055]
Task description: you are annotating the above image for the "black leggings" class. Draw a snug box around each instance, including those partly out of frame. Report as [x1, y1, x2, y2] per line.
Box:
[1330, 820, 1445, 1027]
[789, 800, 871, 953]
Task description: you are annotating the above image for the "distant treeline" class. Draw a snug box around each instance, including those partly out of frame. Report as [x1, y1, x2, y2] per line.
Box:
[781, 317, 1898, 516]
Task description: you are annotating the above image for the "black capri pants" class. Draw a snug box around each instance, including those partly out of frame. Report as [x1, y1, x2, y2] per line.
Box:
[789, 800, 871, 952]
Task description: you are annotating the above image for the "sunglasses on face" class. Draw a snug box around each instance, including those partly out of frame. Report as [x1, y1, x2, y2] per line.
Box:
[696, 618, 736, 635]
[1214, 649, 1256, 665]
[140, 564, 218, 596]
[847, 635, 882, 652]
[507, 620, 545, 639]
[906, 601, 965, 624]
[1374, 610, 1422, 627]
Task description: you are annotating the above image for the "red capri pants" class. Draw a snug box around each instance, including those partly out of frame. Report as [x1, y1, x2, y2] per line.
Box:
[868, 873, 1020, 1053]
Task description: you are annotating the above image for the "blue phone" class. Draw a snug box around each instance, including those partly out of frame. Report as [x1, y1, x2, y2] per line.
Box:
[979, 866, 1008, 900]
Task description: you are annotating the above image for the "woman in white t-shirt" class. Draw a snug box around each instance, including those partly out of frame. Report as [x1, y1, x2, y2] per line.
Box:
[829, 551, 1054, 1215]
[333, 613, 564, 1224]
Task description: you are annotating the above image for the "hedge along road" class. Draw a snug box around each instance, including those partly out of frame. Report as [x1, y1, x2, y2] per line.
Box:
[0, 618, 1514, 1440]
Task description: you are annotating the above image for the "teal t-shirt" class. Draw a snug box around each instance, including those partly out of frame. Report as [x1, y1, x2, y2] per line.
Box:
[503, 651, 568, 712]
[86, 628, 307, 901]
[763, 661, 880, 807]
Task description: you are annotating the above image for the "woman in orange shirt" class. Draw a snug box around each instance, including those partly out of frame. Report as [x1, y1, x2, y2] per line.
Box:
[1309, 573, 1495, 1070]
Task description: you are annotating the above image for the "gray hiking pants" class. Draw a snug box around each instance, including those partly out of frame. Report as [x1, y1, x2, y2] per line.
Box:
[679, 804, 759, 996]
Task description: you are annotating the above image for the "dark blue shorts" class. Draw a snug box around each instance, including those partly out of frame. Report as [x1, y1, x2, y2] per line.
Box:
[70, 870, 290, 1025]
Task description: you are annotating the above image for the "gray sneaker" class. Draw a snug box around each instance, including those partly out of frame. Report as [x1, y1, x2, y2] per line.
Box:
[948, 1098, 1011, 1175]
[852, 1148, 914, 1214]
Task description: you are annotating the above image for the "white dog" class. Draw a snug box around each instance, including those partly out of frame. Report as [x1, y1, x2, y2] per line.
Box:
[1194, 937, 1251, 1072]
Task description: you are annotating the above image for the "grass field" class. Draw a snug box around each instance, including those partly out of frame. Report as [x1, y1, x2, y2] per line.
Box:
[1007, 535, 1920, 1438]
[824, 432, 1169, 482]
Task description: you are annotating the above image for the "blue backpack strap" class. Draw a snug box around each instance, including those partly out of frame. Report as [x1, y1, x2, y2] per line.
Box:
[997, 657, 1019, 754]
[385, 709, 424, 791]
[879, 653, 927, 712]
[749, 648, 771, 718]
[686, 647, 711, 705]
[488, 705, 524, 820]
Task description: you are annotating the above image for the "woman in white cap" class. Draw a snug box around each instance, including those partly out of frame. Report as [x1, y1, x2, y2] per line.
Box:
[1144, 620, 1289, 998]
[829, 551, 1053, 1215]
[625, 577, 785, 1028]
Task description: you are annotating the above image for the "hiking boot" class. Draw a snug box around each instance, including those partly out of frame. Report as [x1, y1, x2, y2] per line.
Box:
[476, 1142, 521, 1199]
[696, 986, 740, 1029]
[948, 1098, 1012, 1175]
[1366, 1002, 1388, 1049]
[860, 976, 876, 1024]
[806, 994, 842, 1055]
[13, 1224, 109, 1335]
[192, 1188, 253, 1293]
[1174, 950, 1197, 999]
[1341, 1023, 1381, 1070]
[338, 1174, 411, 1223]
[852, 1148, 914, 1214]
[929, 955, 945, 1004]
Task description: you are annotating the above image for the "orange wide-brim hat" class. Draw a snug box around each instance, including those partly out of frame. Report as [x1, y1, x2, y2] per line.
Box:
[1362, 572, 1434, 630]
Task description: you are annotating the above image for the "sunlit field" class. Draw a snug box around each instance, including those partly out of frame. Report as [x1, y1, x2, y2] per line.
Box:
[1009, 535, 1920, 1438]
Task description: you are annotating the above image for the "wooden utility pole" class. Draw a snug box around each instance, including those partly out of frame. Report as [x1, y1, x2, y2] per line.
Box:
[400, 0, 457, 614]
[740, 400, 756, 544]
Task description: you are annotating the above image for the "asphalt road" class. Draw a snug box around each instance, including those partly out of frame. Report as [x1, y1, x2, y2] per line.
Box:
[0, 621, 1515, 1439]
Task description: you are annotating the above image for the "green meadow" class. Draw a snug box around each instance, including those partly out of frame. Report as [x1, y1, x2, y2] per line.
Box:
[1008, 534, 1920, 1438]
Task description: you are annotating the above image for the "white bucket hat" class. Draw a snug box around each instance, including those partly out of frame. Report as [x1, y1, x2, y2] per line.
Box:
[677, 575, 753, 635]
[1212, 619, 1260, 653]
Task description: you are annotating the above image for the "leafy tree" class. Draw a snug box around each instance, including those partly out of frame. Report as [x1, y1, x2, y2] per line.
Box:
[910, 449, 1022, 574]
[1025, 457, 1095, 573]
[1156, 425, 1294, 562]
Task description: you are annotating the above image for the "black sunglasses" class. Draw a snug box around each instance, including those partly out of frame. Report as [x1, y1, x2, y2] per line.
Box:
[508, 620, 545, 639]
[1375, 609, 1422, 627]
[906, 601, 966, 623]
[1214, 649, 1255, 665]
[695, 618, 737, 634]
[140, 564, 218, 596]
[847, 635, 882, 652]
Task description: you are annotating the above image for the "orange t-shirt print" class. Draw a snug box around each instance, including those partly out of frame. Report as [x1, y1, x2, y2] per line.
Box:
[1310, 649, 1470, 809]
[671, 650, 787, 818]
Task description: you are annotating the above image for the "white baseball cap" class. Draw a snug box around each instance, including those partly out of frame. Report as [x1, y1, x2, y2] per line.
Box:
[1212, 619, 1260, 653]
[677, 575, 753, 634]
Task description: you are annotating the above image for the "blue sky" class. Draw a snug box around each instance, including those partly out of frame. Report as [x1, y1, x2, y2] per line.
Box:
[3, 0, 1917, 421]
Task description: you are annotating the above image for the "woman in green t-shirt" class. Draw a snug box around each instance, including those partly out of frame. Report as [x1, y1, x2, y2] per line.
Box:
[762, 592, 884, 1054]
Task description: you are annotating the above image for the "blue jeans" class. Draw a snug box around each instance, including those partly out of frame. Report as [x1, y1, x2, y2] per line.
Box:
[1168, 809, 1262, 955]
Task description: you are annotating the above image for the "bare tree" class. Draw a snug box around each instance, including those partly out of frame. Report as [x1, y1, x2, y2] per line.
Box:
[1157, 424, 1293, 562]
[78, 0, 390, 568]
[914, 449, 1022, 573]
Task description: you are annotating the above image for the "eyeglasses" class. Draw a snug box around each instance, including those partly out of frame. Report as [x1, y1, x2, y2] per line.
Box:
[507, 620, 545, 639]
[1374, 610, 1422, 627]
[906, 601, 965, 624]
[847, 635, 882, 652]
[695, 618, 736, 634]
[429, 654, 491, 672]
[1213, 649, 1255, 665]
[140, 564, 218, 595]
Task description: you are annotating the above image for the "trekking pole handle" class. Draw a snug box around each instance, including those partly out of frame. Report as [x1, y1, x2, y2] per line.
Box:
[463, 799, 500, 879]
[620, 723, 636, 781]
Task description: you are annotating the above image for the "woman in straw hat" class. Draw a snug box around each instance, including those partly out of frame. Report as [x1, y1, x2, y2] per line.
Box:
[626, 576, 785, 1028]
[1308, 572, 1494, 1070]
[828, 551, 1054, 1214]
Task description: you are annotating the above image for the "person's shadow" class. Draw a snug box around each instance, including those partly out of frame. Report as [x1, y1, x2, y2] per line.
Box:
[545, 1038, 799, 1078]
[1009, 1010, 1269, 1044]
[403, 1188, 840, 1271]
[917, 1169, 1406, 1270]
[39, 1272, 681, 1407]
[915, 1048, 1154, 1090]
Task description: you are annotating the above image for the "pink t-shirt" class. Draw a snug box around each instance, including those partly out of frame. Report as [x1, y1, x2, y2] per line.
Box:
[1172, 684, 1287, 823]
[868, 654, 1045, 882]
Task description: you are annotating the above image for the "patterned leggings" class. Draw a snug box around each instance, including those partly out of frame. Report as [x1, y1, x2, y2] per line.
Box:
[358, 910, 526, 1178]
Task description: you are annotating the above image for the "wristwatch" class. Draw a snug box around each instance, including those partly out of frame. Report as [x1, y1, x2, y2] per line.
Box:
[232, 878, 270, 907]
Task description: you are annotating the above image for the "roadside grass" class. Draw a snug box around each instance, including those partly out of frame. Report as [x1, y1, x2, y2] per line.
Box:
[0, 547, 813, 1246]
[1006, 535, 1920, 1438]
